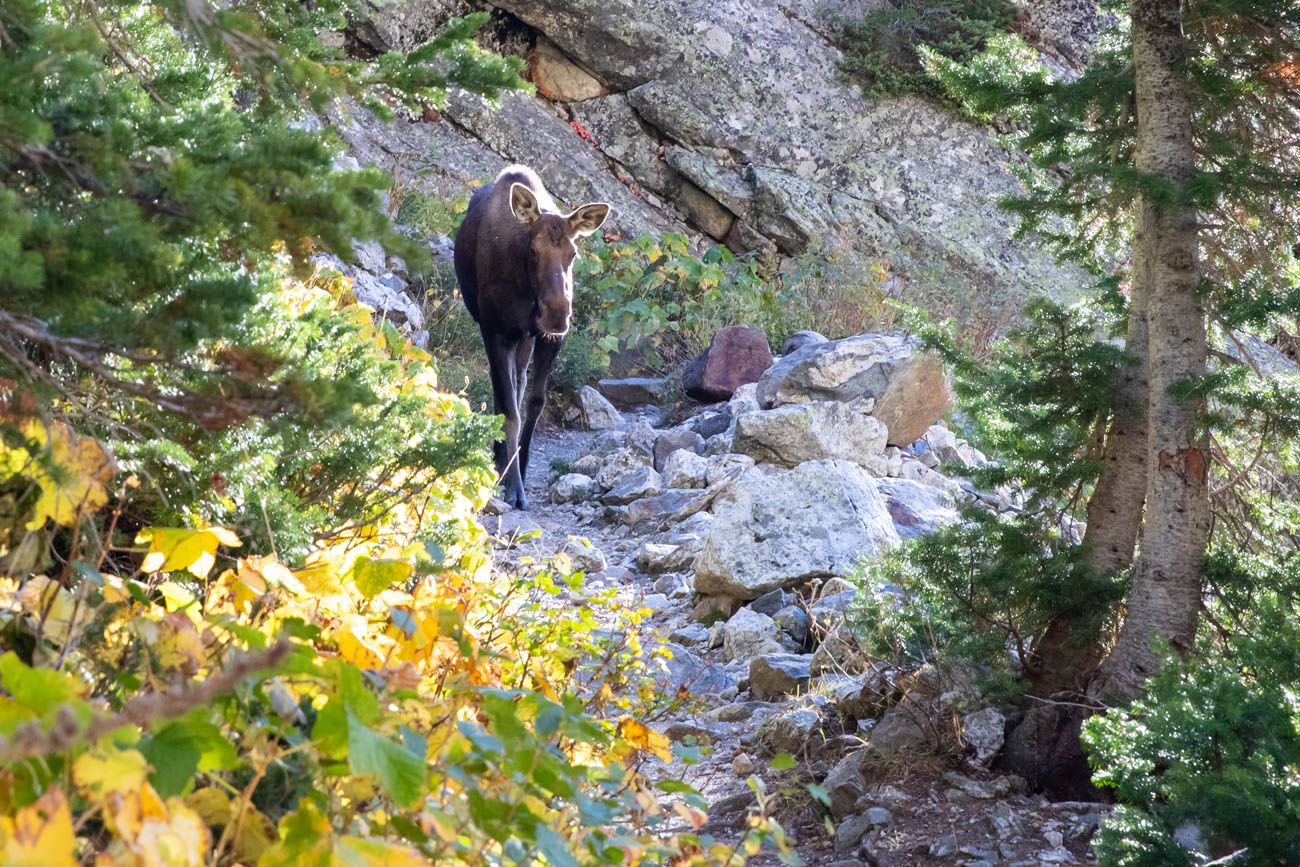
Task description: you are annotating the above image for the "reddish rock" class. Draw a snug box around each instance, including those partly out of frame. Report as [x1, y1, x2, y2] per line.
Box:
[683, 325, 774, 402]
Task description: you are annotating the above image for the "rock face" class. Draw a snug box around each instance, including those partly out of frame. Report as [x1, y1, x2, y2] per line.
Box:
[732, 399, 888, 468]
[756, 333, 952, 446]
[682, 326, 775, 402]
[694, 460, 901, 598]
[342, 0, 1085, 330]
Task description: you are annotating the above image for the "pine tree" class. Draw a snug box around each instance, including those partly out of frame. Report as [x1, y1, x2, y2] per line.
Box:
[931, 0, 1300, 792]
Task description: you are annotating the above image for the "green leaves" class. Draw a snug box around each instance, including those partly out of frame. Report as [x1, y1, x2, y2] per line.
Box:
[346, 710, 427, 808]
[139, 714, 238, 798]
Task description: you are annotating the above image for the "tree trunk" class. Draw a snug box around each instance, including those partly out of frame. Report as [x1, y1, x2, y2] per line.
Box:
[1000, 234, 1151, 796]
[1093, 0, 1209, 703]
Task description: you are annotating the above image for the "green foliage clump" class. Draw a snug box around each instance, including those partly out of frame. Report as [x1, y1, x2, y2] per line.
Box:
[928, 296, 1128, 508]
[839, 0, 1019, 99]
[1084, 552, 1300, 866]
[572, 233, 793, 373]
[854, 513, 1125, 676]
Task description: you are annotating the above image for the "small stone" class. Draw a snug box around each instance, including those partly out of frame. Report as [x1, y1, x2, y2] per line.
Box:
[941, 771, 1013, 800]
[822, 751, 867, 819]
[864, 807, 892, 826]
[550, 473, 598, 504]
[603, 466, 661, 505]
[767, 707, 821, 753]
[781, 329, 827, 355]
[834, 812, 873, 853]
[558, 537, 607, 574]
[732, 752, 756, 775]
[640, 592, 672, 613]
[578, 385, 625, 430]
[670, 623, 710, 646]
[929, 835, 958, 858]
[774, 605, 810, 646]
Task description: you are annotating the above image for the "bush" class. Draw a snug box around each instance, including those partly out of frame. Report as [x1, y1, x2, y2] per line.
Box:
[839, 0, 1020, 100]
[852, 513, 1125, 678]
[1083, 554, 1300, 866]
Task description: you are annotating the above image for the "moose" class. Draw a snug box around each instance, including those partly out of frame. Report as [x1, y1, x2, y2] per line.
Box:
[454, 165, 611, 509]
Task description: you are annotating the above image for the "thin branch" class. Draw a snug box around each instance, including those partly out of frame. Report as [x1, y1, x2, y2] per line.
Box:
[0, 639, 291, 764]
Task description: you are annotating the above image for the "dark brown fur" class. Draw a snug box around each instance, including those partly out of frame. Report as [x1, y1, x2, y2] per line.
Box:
[454, 165, 610, 508]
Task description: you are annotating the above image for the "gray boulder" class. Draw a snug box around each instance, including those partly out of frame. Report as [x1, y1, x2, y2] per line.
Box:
[749, 653, 813, 700]
[597, 376, 672, 407]
[594, 447, 652, 490]
[578, 385, 625, 430]
[558, 537, 607, 574]
[756, 333, 952, 446]
[732, 399, 888, 467]
[766, 706, 821, 753]
[695, 460, 901, 598]
[876, 477, 962, 540]
[962, 707, 1006, 768]
[653, 428, 705, 470]
[602, 466, 661, 505]
[660, 448, 709, 488]
[781, 329, 828, 356]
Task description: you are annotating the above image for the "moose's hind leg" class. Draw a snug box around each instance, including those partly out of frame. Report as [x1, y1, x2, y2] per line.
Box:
[519, 335, 562, 485]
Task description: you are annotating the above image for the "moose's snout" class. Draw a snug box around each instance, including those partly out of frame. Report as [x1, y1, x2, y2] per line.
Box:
[539, 301, 571, 336]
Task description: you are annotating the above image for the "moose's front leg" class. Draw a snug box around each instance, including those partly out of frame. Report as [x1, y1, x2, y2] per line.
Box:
[484, 330, 528, 510]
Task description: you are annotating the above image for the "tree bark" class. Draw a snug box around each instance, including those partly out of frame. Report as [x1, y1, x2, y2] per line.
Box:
[1093, 0, 1209, 703]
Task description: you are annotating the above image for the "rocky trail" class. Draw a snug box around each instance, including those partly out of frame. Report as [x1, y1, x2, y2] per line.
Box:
[479, 332, 1108, 866]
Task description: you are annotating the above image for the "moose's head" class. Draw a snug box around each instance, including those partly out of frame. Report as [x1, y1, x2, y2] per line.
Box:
[509, 183, 610, 337]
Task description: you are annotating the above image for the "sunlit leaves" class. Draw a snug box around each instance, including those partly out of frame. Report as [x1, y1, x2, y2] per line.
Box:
[98, 785, 209, 867]
[73, 748, 151, 798]
[137, 527, 242, 578]
[617, 716, 674, 763]
[0, 789, 76, 867]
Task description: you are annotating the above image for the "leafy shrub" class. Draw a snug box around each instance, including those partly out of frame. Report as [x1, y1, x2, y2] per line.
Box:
[852, 513, 1125, 677]
[1083, 553, 1300, 866]
[0, 1, 797, 862]
[839, 0, 1019, 100]
[394, 188, 469, 239]
[573, 233, 794, 373]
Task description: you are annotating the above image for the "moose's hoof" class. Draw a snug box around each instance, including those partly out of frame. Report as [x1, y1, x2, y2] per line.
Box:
[504, 488, 529, 511]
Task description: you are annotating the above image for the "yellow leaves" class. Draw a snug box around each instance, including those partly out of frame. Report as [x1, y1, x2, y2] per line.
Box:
[137, 526, 241, 578]
[73, 748, 151, 799]
[0, 788, 76, 867]
[183, 788, 277, 863]
[617, 716, 673, 763]
[17, 576, 85, 645]
[97, 784, 209, 867]
[336, 614, 395, 670]
[137, 612, 207, 675]
[15, 420, 116, 531]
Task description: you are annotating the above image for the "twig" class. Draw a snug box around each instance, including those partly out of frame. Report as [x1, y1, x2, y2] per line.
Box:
[0, 639, 291, 764]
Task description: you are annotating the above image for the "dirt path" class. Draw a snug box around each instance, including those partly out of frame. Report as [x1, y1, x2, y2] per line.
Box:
[483, 426, 1103, 867]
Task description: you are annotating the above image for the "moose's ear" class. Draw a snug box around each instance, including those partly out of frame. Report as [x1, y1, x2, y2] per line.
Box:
[567, 202, 611, 238]
[509, 183, 542, 227]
